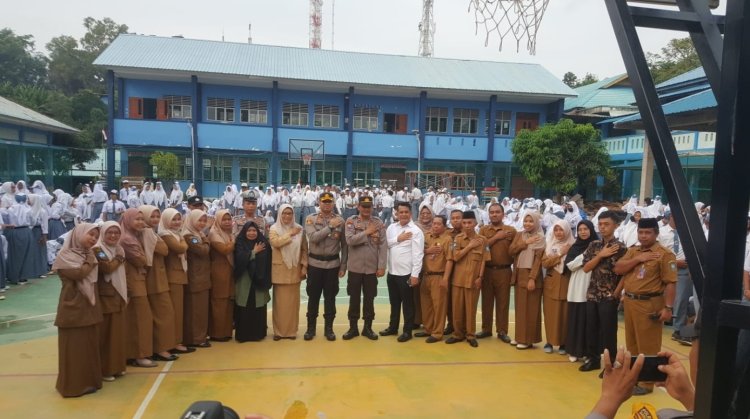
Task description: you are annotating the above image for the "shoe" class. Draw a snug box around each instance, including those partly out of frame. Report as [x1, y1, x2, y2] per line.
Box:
[475, 331, 492, 339]
[170, 347, 195, 354]
[324, 328, 336, 341]
[196, 341, 211, 348]
[127, 358, 157, 368]
[304, 328, 316, 341]
[361, 328, 379, 340]
[671, 331, 681, 341]
[343, 327, 360, 340]
[599, 370, 605, 379]
[579, 360, 601, 372]
[516, 344, 531, 350]
[543, 343, 553, 354]
[152, 353, 178, 362]
[0, 295, 5, 300]
[444, 325, 454, 335]
[497, 333, 511, 343]
[379, 327, 398, 336]
[510, 340, 518, 346]
[445, 337, 465, 344]
[209, 336, 231, 342]
[425, 336, 440, 343]
[558, 346, 567, 355]
[273, 335, 281, 341]
[568, 356, 578, 363]
[102, 376, 116, 382]
[632, 386, 653, 396]
[414, 331, 429, 337]
[397, 333, 412, 342]
[468, 339, 479, 348]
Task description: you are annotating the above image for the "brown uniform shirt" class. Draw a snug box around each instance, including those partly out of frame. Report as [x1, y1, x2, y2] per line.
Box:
[233, 214, 266, 237]
[94, 246, 126, 314]
[423, 230, 453, 274]
[55, 253, 103, 328]
[345, 215, 387, 274]
[184, 234, 211, 292]
[451, 233, 490, 288]
[621, 243, 678, 294]
[479, 223, 516, 266]
[305, 212, 348, 270]
[162, 234, 188, 285]
[145, 238, 170, 295]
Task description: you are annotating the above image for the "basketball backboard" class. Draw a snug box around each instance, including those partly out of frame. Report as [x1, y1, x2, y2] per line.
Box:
[288, 139, 325, 161]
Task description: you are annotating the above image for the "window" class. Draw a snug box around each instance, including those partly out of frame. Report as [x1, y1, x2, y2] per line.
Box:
[282, 103, 309, 127]
[314, 160, 343, 185]
[425, 107, 448, 133]
[238, 158, 268, 185]
[164, 95, 192, 119]
[207, 98, 235, 122]
[281, 160, 305, 185]
[383, 113, 408, 133]
[314, 105, 340, 128]
[495, 110, 512, 135]
[240, 100, 268, 124]
[203, 156, 232, 182]
[452, 108, 479, 134]
[353, 107, 378, 131]
[180, 156, 193, 180]
[352, 161, 376, 185]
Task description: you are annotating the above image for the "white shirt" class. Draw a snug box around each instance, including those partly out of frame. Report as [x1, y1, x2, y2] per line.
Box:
[386, 220, 424, 277]
[411, 187, 423, 202]
[101, 200, 126, 219]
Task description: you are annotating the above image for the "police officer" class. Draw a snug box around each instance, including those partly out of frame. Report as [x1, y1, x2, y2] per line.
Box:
[343, 196, 387, 340]
[303, 192, 348, 341]
[614, 217, 677, 395]
[232, 191, 266, 237]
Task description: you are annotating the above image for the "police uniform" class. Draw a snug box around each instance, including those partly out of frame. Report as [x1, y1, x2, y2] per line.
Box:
[449, 231, 489, 343]
[420, 229, 453, 340]
[304, 192, 348, 341]
[344, 196, 387, 338]
[620, 243, 677, 356]
[478, 223, 517, 339]
[232, 191, 266, 237]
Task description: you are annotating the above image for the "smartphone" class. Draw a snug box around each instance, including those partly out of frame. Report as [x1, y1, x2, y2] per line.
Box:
[633, 355, 668, 382]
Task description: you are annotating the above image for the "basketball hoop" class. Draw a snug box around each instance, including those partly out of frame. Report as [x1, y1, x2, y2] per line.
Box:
[302, 153, 312, 167]
[468, 0, 550, 55]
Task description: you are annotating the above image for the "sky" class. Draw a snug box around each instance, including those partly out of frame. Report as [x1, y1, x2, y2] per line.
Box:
[1, 0, 725, 81]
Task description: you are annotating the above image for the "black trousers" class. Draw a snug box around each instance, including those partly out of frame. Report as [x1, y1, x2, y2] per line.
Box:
[347, 272, 378, 321]
[306, 266, 340, 321]
[387, 273, 415, 333]
[585, 300, 618, 363]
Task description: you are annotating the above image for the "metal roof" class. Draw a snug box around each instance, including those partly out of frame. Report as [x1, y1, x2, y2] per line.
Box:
[94, 35, 576, 99]
[563, 74, 636, 111]
[612, 89, 716, 125]
[0, 95, 79, 134]
[656, 67, 706, 89]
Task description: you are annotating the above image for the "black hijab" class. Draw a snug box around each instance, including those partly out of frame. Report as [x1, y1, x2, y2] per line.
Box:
[565, 220, 598, 265]
[234, 222, 272, 290]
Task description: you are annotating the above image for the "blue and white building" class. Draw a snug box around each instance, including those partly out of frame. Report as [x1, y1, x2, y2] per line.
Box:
[94, 35, 575, 197]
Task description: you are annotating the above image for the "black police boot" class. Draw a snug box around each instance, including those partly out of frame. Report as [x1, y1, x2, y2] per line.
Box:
[361, 320, 378, 340]
[342, 320, 360, 340]
[303, 318, 316, 341]
[324, 319, 336, 341]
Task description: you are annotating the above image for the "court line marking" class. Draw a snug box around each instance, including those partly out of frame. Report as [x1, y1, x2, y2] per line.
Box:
[132, 360, 173, 419]
[0, 312, 56, 327]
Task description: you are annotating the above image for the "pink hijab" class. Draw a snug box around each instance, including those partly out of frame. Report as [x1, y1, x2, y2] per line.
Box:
[52, 223, 100, 305]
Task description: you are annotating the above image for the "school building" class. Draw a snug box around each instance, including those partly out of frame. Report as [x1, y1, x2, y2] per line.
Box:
[94, 34, 575, 198]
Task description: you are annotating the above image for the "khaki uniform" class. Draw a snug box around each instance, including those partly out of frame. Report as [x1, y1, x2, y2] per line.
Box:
[233, 214, 266, 237]
[304, 212, 348, 324]
[421, 230, 453, 339]
[620, 244, 677, 357]
[541, 252, 570, 347]
[183, 234, 211, 346]
[445, 228, 462, 329]
[509, 234, 544, 345]
[344, 215, 387, 321]
[450, 233, 490, 340]
[478, 224, 516, 336]
[95, 248, 126, 377]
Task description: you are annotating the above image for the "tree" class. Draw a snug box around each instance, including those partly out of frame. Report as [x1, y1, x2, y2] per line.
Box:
[647, 37, 700, 84]
[563, 72, 578, 88]
[149, 152, 181, 183]
[577, 73, 599, 87]
[0, 28, 47, 86]
[511, 119, 610, 195]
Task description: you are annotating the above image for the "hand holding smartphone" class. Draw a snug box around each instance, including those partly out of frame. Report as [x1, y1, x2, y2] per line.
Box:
[632, 355, 668, 382]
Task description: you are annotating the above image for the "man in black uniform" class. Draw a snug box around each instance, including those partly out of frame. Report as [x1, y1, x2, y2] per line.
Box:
[303, 192, 348, 341]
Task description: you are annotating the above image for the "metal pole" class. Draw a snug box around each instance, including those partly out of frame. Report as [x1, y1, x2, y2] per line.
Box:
[189, 119, 196, 185]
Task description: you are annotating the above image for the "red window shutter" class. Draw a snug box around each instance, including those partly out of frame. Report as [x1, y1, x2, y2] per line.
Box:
[156, 99, 168, 120]
[129, 97, 143, 119]
[396, 114, 408, 134]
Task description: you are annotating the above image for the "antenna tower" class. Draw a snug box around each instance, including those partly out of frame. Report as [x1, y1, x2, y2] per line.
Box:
[248, 24, 252, 44]
[418, 0, 436, 57]
[309, 0, 323, 49]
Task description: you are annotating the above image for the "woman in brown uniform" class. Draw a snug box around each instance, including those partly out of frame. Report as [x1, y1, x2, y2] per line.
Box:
[139, 205, 178, 361]
[541, 219, 574, 355]
[208, 209, 235, 341]
[509, 212, 545, 350]
[53, 222, 103, 397]
[269, 204, 308, 340]
[182, 209, 212, 348]
[158, 208, 194, 354]
[120, 208, 157, 367]
[94, 221, 128, 381]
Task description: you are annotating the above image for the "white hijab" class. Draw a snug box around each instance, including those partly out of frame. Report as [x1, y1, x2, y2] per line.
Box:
[270, 204, 302, 269]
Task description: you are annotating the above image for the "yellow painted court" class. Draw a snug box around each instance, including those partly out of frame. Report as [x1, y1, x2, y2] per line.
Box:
[0, 277, 691, 418]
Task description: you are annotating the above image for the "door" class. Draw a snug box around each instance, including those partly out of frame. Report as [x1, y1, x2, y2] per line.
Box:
[515, 112, 540, 134]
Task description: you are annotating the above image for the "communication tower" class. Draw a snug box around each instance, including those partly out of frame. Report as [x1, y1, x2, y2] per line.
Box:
[418, 0, 435, 57]
[309, 0, 323, 49]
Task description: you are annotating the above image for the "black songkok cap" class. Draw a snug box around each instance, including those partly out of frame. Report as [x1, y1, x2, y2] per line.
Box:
[638, 217, 659, 231]
[462, 210, 476, 220]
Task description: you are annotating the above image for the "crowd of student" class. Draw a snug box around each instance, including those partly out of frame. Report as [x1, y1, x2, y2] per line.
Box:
[0, 178, 735, 408]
